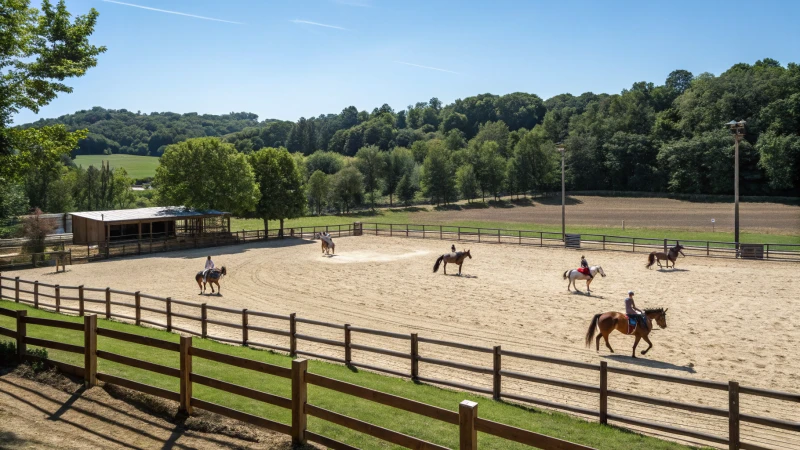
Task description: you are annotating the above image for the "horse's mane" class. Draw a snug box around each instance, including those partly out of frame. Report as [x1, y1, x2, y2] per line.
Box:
[644, 307, 665, 315]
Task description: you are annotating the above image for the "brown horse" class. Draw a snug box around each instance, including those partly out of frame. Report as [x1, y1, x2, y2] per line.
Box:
[433, 250, 472, 275]
[315, 233, 335, 255]
[646, 244, 685, 269]
[195, 266, 227, 295]
[585, 308, 668, 358]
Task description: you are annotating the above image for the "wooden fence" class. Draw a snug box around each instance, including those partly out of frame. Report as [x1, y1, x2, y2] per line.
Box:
[1, 275, 797, 450]
[359, 223, 800, 262]
[0, 305, 594, 450]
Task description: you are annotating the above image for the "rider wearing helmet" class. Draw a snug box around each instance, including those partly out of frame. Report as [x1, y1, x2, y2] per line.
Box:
[625, 291, 647, 331]
[203, 256, 215, 283]
[581, 255, 593, 279]
[451, 244, 457, 253]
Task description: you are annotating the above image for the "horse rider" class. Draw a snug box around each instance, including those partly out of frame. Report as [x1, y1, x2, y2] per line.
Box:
[451, 244, 457, 253]
[203, 256, 215, 283]
[625, 290, 647, 331]
[581, 255, 593, 279]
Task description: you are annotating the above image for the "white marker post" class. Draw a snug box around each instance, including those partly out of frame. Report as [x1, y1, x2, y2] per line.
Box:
[711, 218, 715, 233]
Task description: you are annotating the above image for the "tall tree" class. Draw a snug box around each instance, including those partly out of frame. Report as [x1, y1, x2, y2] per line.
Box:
[329, 166, 363, 213]
[383, 147, 414, 206]
[154, 138, 259, 215]
[421, 144, 456, 206]
[355, 145, 386, 209]
[307, 170, 330, 215]
[456, 164, 478, 203]
[249, 147, 306, 236]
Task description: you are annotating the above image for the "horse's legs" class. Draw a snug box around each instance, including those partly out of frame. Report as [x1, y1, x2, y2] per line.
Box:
[458, 263, 462, 276]
[602, 332, 614, 353]
[567, 276, 572, 292]
[632, 335, 641, 358]
[641, 335, 653, 355]
[443, 261, 447, 275]
[586, 278, 592, 293]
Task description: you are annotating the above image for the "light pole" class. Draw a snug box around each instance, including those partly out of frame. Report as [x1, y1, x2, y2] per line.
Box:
[726, 120, 745, 252]
[557, 142, 566, 240]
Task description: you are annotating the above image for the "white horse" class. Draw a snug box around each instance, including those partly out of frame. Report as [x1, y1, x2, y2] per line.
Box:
[315, 232, 335, 255]
[563, 266, 606, 293]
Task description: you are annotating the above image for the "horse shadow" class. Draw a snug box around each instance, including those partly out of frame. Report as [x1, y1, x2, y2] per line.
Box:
[658, 268, 689, 273]
[198, 292, 223, 297]
[603, 354, 697, 374]
[447, 273, 478, 279]
[570, 291, 604, 299]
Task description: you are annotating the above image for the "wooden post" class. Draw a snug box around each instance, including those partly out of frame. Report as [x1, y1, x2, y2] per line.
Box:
[390, 224, 393, 237]
[411, 333, 419, 380]
[478, 229, 481, 243]
[497, 229, 500, 243]
[33, 281, 39, 309]
[105, 288, 111, 319]
[519, 230, 521, 245]
[663, 239, 668, 253]
[458, 227, 461, 241]
[603, 235, 606, 250]
[242, 309, 249, 346]
[406, 224, 409, 237]
[15, 310, 26, 361]
[289, 313, 297, 356]
[55, 284, 61, 312]
[459, 400, 478, 450]
[440, 225, 443, 240]
[492, 346, 501, 400]
[134, 291, 141, 326]
[84, 315, 97, 387]
[729, 381, 740, 450]
[344, 324, 351, 365]
[0, 272, 3, 300]
[15, 276, 20, 302]
[291, 358, 308, 446]
[166, 298, 172, 332]
[600, 361, 608, 424]
[201, 303, 208, 338]
[179, 336, 193, 414]
[78, 285, 85, 317]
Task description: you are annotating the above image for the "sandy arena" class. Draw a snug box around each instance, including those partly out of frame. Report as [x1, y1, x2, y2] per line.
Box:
[4, 235, 799, 448]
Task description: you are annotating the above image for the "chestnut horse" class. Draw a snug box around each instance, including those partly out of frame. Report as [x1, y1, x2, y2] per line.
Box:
[646, 244, 685, 269]
[585, 308, 668, 358]
[433, 250, 472, 275]
[195, 266, 227, 295]
[315, 232, 335, 255]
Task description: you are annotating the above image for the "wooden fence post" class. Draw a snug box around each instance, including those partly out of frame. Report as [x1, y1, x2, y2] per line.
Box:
[15, 276, 20, 302]
[134, 291, 141, 326]
[600, 361, 608, 425]
[0, 272, 3, 299]
[729, 381, 740, 450]
[492, 346, 501, 400]
[344, 324, 351, 365]
[33, 281, 39, 309]
[105, 288, 111, 319]
[165, 298, 173, 332]
[291, 358, 308, 446]
[603, 235, 606, 250]
[84, 315, 97, 387]
[15, 310, 26, 361]
[289, 313, 297, 356]
[179, 336, 193, 414]
[201, 304, 208, 338]
[459, 400, 478, 450]
[242, 309, 248, 346]
[55, 284, 61, 312]
[411, 333, 419, 380]
[664, 239, 668, 253]
[440, 225, 443, 240]
[78, 285, 85, 317]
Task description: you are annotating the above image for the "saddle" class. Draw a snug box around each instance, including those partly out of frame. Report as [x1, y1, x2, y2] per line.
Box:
[577, 267, 590, 276]
[205, 269, 222, 280]
[625, 314, 648, 334]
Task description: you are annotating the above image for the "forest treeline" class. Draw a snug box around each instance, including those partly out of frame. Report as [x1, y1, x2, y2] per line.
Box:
[22, 58, 800, 197]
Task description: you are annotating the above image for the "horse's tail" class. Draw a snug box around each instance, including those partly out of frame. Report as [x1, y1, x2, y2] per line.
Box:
[585, 314, 601, 348]
[645, 252, 655, 269]
[433, 255, 444, 273]
[563, 270, 569, 280]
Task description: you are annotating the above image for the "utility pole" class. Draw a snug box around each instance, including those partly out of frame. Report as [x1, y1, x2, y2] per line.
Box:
[557, 143, 566, 240]
[726, 120, 745, 253]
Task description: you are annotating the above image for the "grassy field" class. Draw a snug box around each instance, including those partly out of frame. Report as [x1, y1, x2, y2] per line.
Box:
[73, 154, 159, 179]
[230, 210, 800, 246]
[0, 300, 703, 450]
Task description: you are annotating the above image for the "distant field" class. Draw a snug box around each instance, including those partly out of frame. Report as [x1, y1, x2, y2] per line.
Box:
[73, 154, 159, 179]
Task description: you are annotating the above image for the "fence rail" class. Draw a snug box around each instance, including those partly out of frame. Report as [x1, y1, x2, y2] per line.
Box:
[1, 275, 797, 450]
[0, 305, 592, 450]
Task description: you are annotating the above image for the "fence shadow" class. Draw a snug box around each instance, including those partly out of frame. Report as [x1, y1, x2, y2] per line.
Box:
[602, 354, 697, 374]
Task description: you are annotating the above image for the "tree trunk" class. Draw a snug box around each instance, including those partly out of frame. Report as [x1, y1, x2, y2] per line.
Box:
[389, 193, 393, 207]
[279, 218, 284, 238]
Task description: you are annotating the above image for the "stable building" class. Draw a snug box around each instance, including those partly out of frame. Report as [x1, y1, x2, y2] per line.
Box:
[70, 207, 230, 245]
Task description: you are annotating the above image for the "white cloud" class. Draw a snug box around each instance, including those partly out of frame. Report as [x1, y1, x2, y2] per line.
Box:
[290, 20, 348, 31]
[394, 61, 460, 75]
[101, 0, 243, 25]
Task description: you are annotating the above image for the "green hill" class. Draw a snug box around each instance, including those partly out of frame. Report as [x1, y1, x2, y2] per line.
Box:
[73, 154, 160, 179]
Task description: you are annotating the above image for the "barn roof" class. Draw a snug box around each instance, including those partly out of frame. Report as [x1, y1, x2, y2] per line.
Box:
[69, 207, 228, 223]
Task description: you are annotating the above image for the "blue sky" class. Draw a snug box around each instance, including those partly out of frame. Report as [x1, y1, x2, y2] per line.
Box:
[14, 0, 800, 125]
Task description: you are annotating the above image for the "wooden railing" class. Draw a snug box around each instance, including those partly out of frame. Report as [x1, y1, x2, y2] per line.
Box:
[360, 223, 800, 262]
[1, 275, 797, 450]
[0, 305, 593, 450]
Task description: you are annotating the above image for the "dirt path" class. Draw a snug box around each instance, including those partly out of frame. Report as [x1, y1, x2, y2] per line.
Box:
[0, 372, 293, 449]
[6, 236, 800, 449]
[412, 196, 800, 235]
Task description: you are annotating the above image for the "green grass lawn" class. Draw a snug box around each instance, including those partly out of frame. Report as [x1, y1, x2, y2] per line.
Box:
[231, 211, 800, 247]
[73, 154, 160, 179]
[0, 300, 703, 450]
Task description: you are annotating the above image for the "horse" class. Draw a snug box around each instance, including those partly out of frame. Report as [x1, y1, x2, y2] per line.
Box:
[646, 244, 685, 269]
[563, 266, 606, 293]
[585, 308, 668, 358]
[195, 266, 227, 295]
[433, 250, 472, 276]
[315, 233, 335, 255]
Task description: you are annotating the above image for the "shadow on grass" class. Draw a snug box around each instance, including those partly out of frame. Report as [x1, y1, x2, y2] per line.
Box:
[386, 206, 427, 213]
[433, 204, 463, 211]
[510, 197, 534, 207]
[461, 202, 490, 210]
[487, 200, 515, 208]
[536, 196, 584, 206]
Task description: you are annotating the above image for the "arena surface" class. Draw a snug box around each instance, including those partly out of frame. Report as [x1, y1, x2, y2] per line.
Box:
[6, 235, 799, 448]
